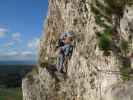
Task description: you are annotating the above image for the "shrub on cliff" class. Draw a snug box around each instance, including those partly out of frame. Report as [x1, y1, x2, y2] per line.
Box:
[98, 28, 113, 55]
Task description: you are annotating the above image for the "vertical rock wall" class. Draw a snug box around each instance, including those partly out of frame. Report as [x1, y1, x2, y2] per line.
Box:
[22, 0, 133, 100]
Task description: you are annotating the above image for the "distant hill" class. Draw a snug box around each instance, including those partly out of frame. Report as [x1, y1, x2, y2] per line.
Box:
[0, 60, 37, 65]
[0, 88, 22, 100]
[0, 62, 36, 88]
[0, 64, 34, 75]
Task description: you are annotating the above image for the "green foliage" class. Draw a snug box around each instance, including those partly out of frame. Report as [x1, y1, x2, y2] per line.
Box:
[95, 15, 102, 24]
[120, 67, 131, 81]
[0, 88, 22, 100]
[120, 40, 129, 55]
[120, 57, 131, 81]
[99, 34, 110, 50]
[98, 28, 113, 54]
[119, 40, 131, 81]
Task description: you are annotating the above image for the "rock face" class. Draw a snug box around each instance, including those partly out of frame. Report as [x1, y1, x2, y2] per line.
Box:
[22, 0, 133, 100]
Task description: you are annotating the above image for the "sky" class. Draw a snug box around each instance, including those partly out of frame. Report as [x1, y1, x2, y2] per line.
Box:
[0, 0, 48, 61]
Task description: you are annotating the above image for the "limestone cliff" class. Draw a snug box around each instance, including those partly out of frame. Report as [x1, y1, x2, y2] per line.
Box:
[22, 0, 133, 100]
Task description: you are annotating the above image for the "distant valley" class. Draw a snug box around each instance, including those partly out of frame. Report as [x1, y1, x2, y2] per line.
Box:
[0, 60, 37, 65]
[0, 60, 36, 100]
[0, 61, 36, 87]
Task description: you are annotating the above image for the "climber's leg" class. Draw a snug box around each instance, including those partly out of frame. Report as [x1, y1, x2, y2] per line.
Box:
[57, 54, 65, 72]
[56, 56, 60, 72]
[62, 59, 67, 73]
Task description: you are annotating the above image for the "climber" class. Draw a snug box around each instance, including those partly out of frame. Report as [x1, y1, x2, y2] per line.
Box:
[56, 32, 74, 73]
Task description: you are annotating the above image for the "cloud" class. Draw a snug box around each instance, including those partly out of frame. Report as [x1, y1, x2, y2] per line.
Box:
[4, 42, 14, 48]
[0, 51, 37, 61]
[0, 28, 7, 38]
[12, 32, 21, 42]
[0, 32, 39, 61]
[27, 38, 40, 48]
[21, 51, 34, 56]
[6, 51, 18, 56]
[3, 32, 21, 48]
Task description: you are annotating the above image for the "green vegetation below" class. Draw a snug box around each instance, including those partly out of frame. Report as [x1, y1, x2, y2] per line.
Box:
[0, 88, 22, 100]
[0, 64, 33, 100]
